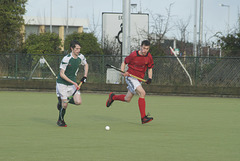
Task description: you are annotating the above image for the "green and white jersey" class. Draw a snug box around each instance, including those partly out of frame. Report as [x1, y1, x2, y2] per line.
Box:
[56, 53, 87, 85]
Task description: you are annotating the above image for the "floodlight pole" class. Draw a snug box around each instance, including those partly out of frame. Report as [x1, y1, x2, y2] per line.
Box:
[219, 3, 230, 34]
[193, 0, 197, 57]
[66, 0, 69, 35]
[122, 0, 131, 58]
[70, 6, 73, 17]
[131, 4, 137, 13]
[50, 0, 52, 33]
[121, 0, 131, 84]
[198, 0, 203, 56]
[239, 7, 240, 33]
[112, 0, 114, 12]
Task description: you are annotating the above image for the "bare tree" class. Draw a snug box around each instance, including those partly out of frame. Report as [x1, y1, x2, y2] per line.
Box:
[175, 16, 191, 42]
[87, 9, 101, 40]
[175, 16, 191, 56]
[144, 3, 174, 56]
[148, 3, 174, 42]
[102, 36, 121, 56]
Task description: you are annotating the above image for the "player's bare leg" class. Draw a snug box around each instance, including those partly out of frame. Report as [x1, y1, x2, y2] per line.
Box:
[124, 90, 134, 102]
[73, 93, 82, 105]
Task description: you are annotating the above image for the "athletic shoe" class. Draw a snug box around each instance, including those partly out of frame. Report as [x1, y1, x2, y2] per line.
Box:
[57, 120, 67, 127]
[106, 92, 115, 107]
[141, 115, 153, 124]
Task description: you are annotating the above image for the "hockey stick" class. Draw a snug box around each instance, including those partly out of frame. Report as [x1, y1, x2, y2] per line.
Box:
[169, 47, 193, 85]
[106, 64, 147, 82]
[64, 81, 83, 103]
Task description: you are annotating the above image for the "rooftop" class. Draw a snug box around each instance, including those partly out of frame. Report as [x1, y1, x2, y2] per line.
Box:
[23, 16, 89, 28]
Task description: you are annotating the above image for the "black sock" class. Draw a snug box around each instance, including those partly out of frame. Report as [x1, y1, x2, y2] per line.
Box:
[57, 97, 61, 105]
[57, 97, 62, 109]
[58, 108, 66, 121]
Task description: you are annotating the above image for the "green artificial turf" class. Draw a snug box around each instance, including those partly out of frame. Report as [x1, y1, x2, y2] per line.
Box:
[0, 91, 240, 161]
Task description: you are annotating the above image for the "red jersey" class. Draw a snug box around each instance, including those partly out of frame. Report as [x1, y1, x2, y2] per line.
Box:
[124, 50, 154, 80]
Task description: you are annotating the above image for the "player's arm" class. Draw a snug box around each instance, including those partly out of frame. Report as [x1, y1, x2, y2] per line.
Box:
[83, 63, 88, 77]
[121, 61, 129, 77]
[146, 54, 154, 84]
[60, 69, 78, 88]
[80, 63, 88, 84]
[148, 68, 152, 79]
[120, 61, 126, 72]
[79, 54, 88, 83]
[146, 68, 152, 84]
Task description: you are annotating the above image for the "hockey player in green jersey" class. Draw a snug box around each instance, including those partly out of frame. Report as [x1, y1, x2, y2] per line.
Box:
[56, 40, 88, 127]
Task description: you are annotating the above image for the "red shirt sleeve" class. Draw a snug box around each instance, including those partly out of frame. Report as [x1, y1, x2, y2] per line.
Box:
[124, 51, 135, 64]
[148, 53, 154, 69]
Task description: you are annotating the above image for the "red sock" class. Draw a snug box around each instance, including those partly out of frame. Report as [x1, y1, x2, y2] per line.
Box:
[138, 98, 146, 118]
[113, 95, 126, 101]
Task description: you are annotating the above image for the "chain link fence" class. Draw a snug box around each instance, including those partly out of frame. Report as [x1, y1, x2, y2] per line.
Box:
[0, 53, 239, 87]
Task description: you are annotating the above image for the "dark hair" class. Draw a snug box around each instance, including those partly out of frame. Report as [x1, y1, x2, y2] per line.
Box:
[141, 40, 150, 46]
[70, 40, 81, 49]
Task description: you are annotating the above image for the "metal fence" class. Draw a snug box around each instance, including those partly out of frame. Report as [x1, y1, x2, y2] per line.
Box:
[0, 53, 240, 87]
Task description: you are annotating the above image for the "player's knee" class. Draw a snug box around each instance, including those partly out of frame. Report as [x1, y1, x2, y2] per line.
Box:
[125, 97, 131, 102]
[62, 103, 68, 109]
[75, 100, 82, 105]
[140, 91, 146, 98]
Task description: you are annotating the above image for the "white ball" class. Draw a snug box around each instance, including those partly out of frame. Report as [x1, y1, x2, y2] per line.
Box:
[105, 126, 110, 131]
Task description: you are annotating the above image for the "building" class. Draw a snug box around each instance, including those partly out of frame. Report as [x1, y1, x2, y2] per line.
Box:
[22, 16, 89, 50]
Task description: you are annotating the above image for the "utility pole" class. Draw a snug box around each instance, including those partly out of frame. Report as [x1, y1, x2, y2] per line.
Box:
[239, 7, 240, 33]
[50, 0, 52, 33]
[112, 0, 114, 12]
[66, 0, 69, 35]
[198, 0, 203, 56]
[193, 0, 197, 57]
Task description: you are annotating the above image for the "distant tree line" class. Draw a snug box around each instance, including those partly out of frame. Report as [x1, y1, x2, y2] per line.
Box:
[219, 33, 240, 57]
[0, 0, 27, 53]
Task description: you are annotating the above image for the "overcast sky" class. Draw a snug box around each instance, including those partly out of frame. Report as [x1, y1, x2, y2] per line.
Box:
[25, 0, 240, 43]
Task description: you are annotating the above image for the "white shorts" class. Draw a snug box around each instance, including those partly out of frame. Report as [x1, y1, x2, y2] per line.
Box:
[56, 83, 80, 99]
[125, 76, 142, 94]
